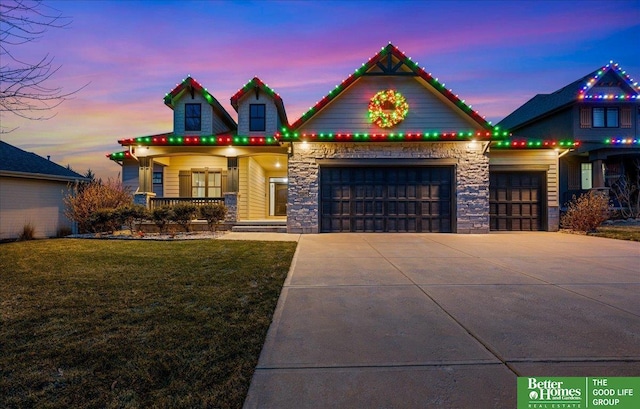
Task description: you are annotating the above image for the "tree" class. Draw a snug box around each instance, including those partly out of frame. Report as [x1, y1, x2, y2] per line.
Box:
[0, 0, 84, 128]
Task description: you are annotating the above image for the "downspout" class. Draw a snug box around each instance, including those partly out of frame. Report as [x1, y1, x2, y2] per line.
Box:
[129, 145, 139, 161]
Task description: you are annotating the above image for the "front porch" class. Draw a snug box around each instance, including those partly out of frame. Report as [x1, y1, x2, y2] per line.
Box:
[125, 147, 288, 224]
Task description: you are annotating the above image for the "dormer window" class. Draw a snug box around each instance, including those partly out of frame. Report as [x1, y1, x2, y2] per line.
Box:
[185, 103, 201, 131]
[593, 107, 618, 128]
[250, 104, 266, 132]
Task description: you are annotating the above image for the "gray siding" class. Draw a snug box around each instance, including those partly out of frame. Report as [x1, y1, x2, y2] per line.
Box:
[236, 92, 280, 136]
[0, 176, 76, 239]
[508, 106, 573, 138]
[122, 160, 139, 192]
[573, 103, 639, 142]
[172, 93, 232, 136]
[298, 76, 484, 134]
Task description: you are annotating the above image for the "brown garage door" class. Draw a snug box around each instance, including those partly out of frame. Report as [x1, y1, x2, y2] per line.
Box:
[490, 172, 544, 231]
[320, 166, 453, 233]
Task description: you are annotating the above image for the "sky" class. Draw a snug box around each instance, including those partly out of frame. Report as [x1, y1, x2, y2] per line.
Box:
[1, 0, 639, 181]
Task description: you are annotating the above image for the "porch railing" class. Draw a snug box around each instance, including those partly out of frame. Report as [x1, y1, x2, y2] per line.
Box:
[149, 197, 224, 209]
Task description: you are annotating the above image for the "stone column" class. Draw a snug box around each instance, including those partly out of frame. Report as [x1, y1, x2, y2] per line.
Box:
[224, 192, 238, 222]
[134, 192, 156, 208]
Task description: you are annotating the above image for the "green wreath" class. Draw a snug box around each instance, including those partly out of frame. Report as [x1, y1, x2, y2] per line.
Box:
[368, 90, 409, 128]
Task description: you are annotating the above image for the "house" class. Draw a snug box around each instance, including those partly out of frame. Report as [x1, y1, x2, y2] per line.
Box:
[498, 62, 640, 210]
[109, 43, 574, 233]
[0, 141, 88, 240]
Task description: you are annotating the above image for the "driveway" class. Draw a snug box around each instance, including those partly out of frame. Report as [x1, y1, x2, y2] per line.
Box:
[243, 233, 640, 408]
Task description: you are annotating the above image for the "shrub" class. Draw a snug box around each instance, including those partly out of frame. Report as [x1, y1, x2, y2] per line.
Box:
[56, 226, 72, 238]
[199, 203, 228, 231]
[170, 203, 198, 232]
[17, 223, 36, 241]
[151, 206, 173, 233]
[117, 205, 148, 234]
[64, 178, 132, 233]
[88, 208, 119, 233]
[561, 191, 611, 232]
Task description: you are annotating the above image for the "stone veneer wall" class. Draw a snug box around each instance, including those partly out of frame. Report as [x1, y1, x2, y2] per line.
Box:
[287, 142, 490, 234]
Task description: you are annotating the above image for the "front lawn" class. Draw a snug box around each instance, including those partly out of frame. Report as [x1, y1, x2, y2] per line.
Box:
[589, 225, 640, 242]
[0, 239, 296, 408]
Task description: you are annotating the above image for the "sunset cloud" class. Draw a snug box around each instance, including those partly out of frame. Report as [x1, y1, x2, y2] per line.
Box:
[2, 0, 638, 180]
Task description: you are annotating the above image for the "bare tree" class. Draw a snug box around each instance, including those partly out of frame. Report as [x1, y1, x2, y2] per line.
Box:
[0, 0, 84, 127]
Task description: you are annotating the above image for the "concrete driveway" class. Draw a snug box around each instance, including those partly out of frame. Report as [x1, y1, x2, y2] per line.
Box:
[243, 233, 640, 408]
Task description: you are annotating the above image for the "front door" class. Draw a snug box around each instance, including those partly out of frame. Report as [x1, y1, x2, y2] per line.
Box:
[269, 178, 288, 217]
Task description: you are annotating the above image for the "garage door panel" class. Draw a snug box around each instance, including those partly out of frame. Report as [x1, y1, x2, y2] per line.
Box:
[320, 166, 453, 233]
[490, 171, 544, 231]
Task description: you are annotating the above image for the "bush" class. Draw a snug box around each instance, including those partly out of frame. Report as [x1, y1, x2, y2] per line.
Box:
[170, 203, 198, 232]
[151, 206, 173, 233]
[56, 226, 72, 238]
[64, 178, 132, 233]
[561, 191, 611, 232]
[199, 203, 227, 231]
[88, 208, 119, 233]
[117, 205, 148, 234]
[17, 223, 36, 241]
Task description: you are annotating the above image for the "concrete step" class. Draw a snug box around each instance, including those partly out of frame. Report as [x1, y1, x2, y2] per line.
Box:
[231, 225, 287, 233]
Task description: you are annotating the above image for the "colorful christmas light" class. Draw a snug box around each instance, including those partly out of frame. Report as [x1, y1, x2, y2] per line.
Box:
[492, 140, 579, 149]
[117, 133, 280, 147]
[230, 76, 282, 110]
[278, 129, 510, 142]
[286, 43, 495, 132]
[577, 61, 640, 100]
[605, 138, 640, 145]
[368, 90, 409, 128]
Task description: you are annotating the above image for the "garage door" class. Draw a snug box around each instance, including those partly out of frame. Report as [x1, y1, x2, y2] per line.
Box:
[490, 172, 544, 231]
[320, 167, 453, 233]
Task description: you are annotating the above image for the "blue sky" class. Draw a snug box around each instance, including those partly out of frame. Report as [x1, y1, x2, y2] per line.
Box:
[2, 0, 639, 179]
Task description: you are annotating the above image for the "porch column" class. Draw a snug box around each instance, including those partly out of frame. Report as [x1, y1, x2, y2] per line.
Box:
[138, 157, 154, 193]
[592, 159, 605, 188]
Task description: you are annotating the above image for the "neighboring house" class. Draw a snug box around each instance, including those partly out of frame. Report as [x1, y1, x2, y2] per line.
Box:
[498, 62, 640, 209]
[110, 43, 574, 233]
[0, 141, 87, 240]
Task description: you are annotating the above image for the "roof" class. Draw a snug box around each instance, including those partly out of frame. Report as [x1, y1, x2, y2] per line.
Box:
[230, 77, 289, 126]
[164, 76, 237, 131]
[498, 61, 640, 131]
[287, 43, 496, 133]
[0, 141, 87, 181]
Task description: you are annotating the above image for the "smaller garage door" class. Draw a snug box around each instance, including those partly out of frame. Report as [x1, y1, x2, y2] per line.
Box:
[490, 171, 545, 231]
[320, 166, 453, 233]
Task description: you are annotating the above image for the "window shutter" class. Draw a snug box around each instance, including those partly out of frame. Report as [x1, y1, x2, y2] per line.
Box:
[580, 107, 591, 128]
[621, 107, 632, 128]
[179, 170, 191, 197]
[221, 170, 228, 194]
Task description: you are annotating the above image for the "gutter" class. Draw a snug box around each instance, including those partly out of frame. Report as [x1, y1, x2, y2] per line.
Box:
[0, 171, 90, 183]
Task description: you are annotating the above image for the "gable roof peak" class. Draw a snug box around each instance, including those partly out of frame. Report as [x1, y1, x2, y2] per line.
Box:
[163, 75, 237, 130]
[577, 60, 640, 100]
[230, 76, 289, 126]
[287, 43, 495, 132]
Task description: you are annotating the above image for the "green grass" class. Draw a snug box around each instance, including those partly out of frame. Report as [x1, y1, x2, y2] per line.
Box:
[589, 225, 640, 242]
[0, 239, 297, 409]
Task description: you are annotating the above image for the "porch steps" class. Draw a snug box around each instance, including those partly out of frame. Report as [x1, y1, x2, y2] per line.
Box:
[231, 221, 287, 233]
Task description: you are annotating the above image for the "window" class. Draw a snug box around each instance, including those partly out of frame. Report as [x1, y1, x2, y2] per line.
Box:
[152, 171, 163, 184]
[191, 169, 222, 197]
[250, 104, 266, 132]
[581, 163, 592, 190]
[592, 107, 619, 128]
[185, 103, 201, 131]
